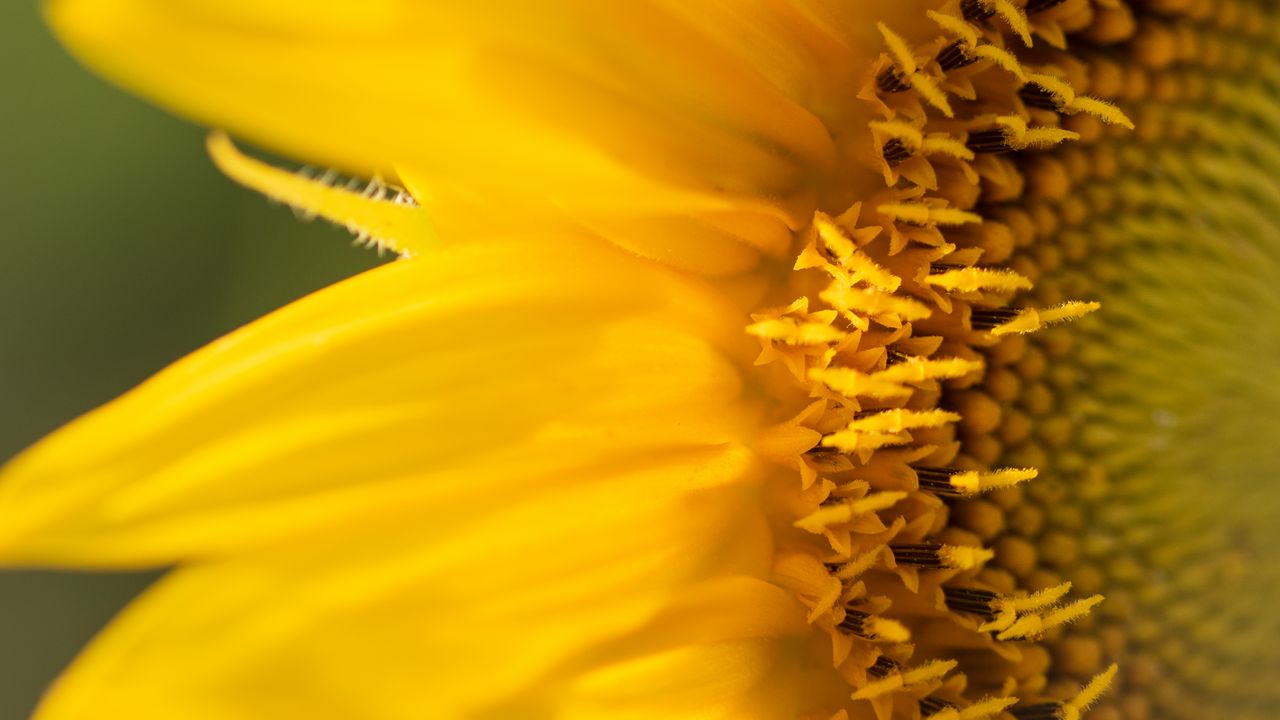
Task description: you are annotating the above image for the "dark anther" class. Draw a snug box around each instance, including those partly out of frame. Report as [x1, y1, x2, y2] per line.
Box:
[937, 39, 977, 71]
[969, 307, 1021, 330]
[838, 609, 876, 638]
[890, 543, 947, 569]
[1019, 83, 1061, 111]
[805, 445, 839, 456]
[881, 138, 913, 166]
[1010, 702, 1066, 720]
[919, 697, 957, 715]
[885, 348, 909, 366]
[966, 128, 1014, 154]
[876, 66, 913, 94]
[868, 655, 901, 679]
[820, 493, 852, 508]
[913, 466, 963, 495]
[961, 0, 995, 21]
[929, 262, 967, 275]
[1025, 0, 1068, 13]
[816, 240, 841, 264]
[942, 586, 1000, 621]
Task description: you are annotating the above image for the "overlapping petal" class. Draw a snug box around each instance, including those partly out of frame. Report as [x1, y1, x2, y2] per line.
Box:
[2, 234, 837, 716]
[46, 0, 839, 266]
[32, 457, 798, 720]
[45, 0, 939, 273]
[0, 236, 761, 567]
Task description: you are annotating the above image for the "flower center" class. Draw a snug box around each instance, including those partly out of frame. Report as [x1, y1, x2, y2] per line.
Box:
[749, 1, 1280, 718]
[192, 2, 1280, 715]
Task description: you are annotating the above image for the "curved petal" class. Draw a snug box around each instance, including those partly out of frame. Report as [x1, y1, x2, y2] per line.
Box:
[539, 576, 852, 720]
[0, 236, 761, 567]
[46, 0, 843, 232]
[32, 464, 790, 720]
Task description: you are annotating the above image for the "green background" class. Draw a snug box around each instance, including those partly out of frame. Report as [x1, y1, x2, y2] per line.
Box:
[0, 4, 381, 716]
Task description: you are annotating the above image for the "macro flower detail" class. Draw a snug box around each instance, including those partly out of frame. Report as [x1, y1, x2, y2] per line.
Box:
[5, 0, 1279, 719]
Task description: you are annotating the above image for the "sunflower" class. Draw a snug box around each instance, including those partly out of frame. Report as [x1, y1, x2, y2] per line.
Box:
[5, 0, 1278, 718]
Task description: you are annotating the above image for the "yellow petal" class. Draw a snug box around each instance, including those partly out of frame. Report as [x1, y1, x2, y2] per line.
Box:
[557, 640, 784, 720]
[33, 456, 785, 720]
[46, 0, 839, 231]
[0, 236, 759, 566]
[207, 131, 438, 257]
[46, 1, 959, 274]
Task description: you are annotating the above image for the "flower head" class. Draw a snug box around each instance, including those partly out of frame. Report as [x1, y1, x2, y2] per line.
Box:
[5, 0, 1279, 718]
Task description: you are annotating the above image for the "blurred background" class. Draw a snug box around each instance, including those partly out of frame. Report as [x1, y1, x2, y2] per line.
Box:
[0, 4, 382, 716]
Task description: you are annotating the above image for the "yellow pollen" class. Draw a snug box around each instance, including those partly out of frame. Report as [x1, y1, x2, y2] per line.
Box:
[877, 203, 983, 227]
[956, 697, 1019, 719]
[989, 301, 1101, 336]
[861, 616, 912, 644]
[875, 23, 918, 76]
[927, 11, 981, 47]
[819, 286, 933, 326]
[875, 22, 954, 117]
[1060, 664, 1120, 720]
[920, 135, 976, 161]
[812, 213, 901, 291]
[746, 317, 848, 346]
[795, 492, 909, 532]
[925, 267, 1033, 293]
[843, 409, 962, 434]
[986, 0, 1033, 46]
[879, 356, 984, 383]
[996, 581, 1074, 614]
[946, 467, 1038, 495]
[832, 549, 886, 582]
[851, 659, 959, 701]
[809, 357, 981, 400]
[1023, 73, 1134, 128]
[989, 115, 1080, 151]
[937, 545, 995, 570]
[992, 595, 1105, 641]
